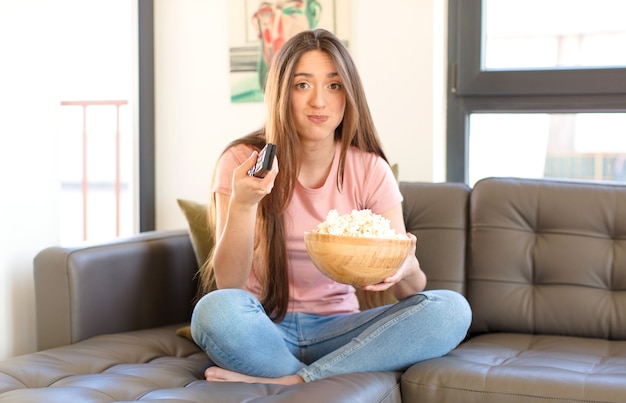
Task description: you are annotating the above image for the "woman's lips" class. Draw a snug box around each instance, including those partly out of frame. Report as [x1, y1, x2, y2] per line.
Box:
[308, 115, 329, 124]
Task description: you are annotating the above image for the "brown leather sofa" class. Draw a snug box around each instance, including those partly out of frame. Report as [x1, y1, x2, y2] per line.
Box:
[1, 177, 625, 402]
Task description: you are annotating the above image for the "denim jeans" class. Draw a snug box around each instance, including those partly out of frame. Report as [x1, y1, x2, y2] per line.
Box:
[191, 288, 471, 382]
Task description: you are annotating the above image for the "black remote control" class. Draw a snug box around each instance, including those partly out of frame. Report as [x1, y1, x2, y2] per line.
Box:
[248, 143, 277, 178]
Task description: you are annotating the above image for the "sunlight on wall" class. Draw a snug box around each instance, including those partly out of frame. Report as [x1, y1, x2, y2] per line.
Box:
[0, 0, 61, 359]
[0, 0, 134, 359]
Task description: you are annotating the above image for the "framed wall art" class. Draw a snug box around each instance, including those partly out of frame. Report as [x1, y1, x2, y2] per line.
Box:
[228, 0, 351, 103]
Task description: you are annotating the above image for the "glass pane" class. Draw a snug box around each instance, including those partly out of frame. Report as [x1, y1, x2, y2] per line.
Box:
[56, 0, 136, 244]
[468, 113, 626, 186]
[483, 0, 626, 70]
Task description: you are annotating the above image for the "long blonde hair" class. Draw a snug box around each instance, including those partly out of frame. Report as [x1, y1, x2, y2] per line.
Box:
[199, 29, 389, 321]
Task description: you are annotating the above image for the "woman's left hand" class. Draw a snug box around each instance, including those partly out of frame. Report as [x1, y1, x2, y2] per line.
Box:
[360, 232, 421, 292]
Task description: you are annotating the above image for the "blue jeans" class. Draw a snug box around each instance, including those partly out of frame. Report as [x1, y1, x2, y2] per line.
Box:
[191, 288, 471, 382]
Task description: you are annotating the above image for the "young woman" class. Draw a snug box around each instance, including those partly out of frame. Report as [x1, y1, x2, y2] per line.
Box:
[191, 28, 471, 385]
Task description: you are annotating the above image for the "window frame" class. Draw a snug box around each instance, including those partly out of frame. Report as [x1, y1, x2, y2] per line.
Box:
[138, 0, 155, 231]
[446, 0, 626, 183]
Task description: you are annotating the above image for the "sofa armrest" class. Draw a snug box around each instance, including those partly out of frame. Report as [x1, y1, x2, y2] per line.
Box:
[34, 230, 198, 351]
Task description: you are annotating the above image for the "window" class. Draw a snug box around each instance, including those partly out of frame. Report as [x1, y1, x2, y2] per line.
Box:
[54, 0, 155, 244]
[483, 0, 626, 70]
[447, 0, 626, 185]
[55, 0, 154, 243]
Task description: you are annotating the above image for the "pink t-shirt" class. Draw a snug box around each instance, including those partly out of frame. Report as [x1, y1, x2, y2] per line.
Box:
[213, 142, 403, 315]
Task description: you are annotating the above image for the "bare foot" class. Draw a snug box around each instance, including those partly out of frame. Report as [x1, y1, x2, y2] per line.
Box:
[204, 367, 304, 385]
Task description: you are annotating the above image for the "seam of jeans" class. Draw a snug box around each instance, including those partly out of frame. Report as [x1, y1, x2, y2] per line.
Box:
[300, 293, 428, 346]
[200, 334, 256, 375]
[299, 295, 431, 381]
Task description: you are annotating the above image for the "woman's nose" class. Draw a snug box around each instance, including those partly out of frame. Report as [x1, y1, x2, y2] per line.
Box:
[310, 87, 326, 108]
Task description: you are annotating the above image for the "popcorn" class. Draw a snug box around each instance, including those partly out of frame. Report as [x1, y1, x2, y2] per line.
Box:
[314, 209, 409, 239]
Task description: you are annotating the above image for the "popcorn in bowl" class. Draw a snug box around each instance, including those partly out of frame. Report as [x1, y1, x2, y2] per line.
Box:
[314, 209, 409, 240]
[305, 209, 412, 286]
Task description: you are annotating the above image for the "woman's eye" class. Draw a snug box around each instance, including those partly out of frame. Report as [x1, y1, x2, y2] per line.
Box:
[295, 82, 309, 89]
[329, 83, 342, 90]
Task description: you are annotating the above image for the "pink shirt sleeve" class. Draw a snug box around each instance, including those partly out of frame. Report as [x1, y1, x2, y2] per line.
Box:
[212, 145, 253, 196]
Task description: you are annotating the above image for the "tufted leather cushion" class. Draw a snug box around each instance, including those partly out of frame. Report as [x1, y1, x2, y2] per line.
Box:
[468, 177, 626, 338]
[402, 333, 626, 402]
[0, 325, 401, 402]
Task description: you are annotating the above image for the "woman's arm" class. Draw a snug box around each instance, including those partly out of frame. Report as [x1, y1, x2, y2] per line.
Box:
[212, 151, 279, 289]
[361, 204, 427, 300]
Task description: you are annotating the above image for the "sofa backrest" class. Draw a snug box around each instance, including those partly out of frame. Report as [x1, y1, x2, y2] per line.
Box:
[34, 230, 198, 350]
[468, 177, 626, 340]
[400, 181, 470, 295]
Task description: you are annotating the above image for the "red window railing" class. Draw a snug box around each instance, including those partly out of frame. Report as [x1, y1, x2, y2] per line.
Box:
[60, 100, 129, 241]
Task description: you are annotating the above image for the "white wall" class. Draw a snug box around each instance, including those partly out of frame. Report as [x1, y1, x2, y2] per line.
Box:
[0, 1, 62, 359]
[0, 0, 133, 360]
[154, 0, 448, 230]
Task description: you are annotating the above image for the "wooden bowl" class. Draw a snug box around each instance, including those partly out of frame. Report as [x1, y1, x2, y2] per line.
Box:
[304, 232, 411, 286]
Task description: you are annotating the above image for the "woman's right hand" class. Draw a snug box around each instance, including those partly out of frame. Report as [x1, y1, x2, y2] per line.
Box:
[230, 150, 279, 209]
[211, 150, 279, 289]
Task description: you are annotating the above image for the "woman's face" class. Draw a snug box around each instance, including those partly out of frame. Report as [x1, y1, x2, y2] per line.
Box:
[290, 50, 346, 143]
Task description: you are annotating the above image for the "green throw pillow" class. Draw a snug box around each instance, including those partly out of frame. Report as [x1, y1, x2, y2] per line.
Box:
[176, 198, 214, 268]
[176, 199, 214, 343]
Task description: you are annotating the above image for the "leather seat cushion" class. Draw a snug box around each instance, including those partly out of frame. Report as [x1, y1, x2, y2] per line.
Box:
[401, 333, 626, 403]
[0, 324, 401, 403]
